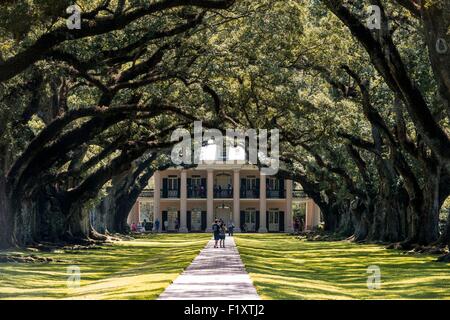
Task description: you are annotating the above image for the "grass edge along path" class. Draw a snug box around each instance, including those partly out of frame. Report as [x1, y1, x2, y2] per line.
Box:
[234, 233, 450, 300]
[0, 233, 211, 300]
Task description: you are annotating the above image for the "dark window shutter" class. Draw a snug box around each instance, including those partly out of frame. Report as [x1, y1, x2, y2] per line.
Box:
[266, 211, 269, 230]
[256, 210, 260, 231]
[177, 211, 180, 229]
[187, 211, 191, 231]
[256, 178, 260, 198]
[240, 211, 245, 231]
[201, 211, 207, 231]
[201, 178, 207, 198]
[162, 178, 168, 198]
[187, 178, 192, 198]
[279, 211, 285, 232]
[177, 178, 181, 197]
[162, 211, 168, 231]
[279, 179, 285, 198]
[240, 178, 246, 197]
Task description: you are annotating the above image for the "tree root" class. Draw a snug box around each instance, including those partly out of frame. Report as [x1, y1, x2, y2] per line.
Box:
[0, 254, 63, 264]
[437, 252, 450, 262]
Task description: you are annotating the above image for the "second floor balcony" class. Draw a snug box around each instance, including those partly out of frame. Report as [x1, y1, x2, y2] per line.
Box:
[214, 187, 233, 198]
[187, 188, 207, 198]
[240, 189, 259, 199]
[266, 189, 285, 198]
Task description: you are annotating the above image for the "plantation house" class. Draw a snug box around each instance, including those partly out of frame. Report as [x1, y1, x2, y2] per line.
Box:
[127, 142, 321, 232]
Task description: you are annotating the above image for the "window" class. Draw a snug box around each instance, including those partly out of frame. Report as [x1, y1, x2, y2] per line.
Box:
[246, 176, 256, 190]
[139, 202, 153, 222]
[269, 210, 279, 224]
[191, 176, 201, 187]
[168, 176, 178, 190]
[267, 177, 279, 190]
[215, 173, 231, 187]
[245, 209, 256, 223]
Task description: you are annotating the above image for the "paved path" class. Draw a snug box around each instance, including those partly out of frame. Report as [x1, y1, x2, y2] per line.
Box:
[158, 236, 260, 300]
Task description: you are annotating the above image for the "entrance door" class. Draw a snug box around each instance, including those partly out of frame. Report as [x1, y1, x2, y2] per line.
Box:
[191, 209, 202, 231]
[167, 210, 178, 231]
[215, 206, 232, 223]
[268, 210, 279, 232]
[244, 210, 256, 232]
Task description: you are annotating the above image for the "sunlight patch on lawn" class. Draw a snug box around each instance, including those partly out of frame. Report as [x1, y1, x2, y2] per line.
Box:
[235, 234, 450, 300]
[0, 234, 210, 300]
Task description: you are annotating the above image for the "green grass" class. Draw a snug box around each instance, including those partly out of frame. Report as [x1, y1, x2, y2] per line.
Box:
[234, 234, 450, 300]
[0, 233, 210, 300]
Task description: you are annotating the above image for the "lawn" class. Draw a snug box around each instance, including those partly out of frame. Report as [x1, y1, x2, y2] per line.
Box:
[0, 233, 211, 300]
[234, 234, 450, 300]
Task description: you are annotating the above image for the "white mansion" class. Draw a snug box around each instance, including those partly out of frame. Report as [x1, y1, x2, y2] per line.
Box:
[127, 142, 321, 233]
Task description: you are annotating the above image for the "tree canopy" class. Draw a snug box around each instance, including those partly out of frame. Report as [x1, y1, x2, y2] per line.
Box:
[0, 0, 449, 258]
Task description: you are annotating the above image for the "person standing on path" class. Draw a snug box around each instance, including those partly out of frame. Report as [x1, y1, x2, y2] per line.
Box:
[228, 222, 235, 236]
[212, 219, 220, 248]
[154, 218, 160, 233]
[219, 221, 227, 248]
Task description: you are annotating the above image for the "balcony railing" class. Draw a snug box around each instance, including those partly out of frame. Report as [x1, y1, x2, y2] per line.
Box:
[160, 189, 180, 198]
[152, 187, 305, 199]
[140, 189, 154, 198]
[188, 189, 207, 198]
[292, 190, 307, 198]
[266, 189, 285, 198]
[214, 188, 233, 198]
[240, 189, 259, 199]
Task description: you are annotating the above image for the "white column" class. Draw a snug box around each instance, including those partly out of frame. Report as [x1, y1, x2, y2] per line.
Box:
[153, 171, 161, 232]
[313, 203, 321, 227]
[306, 200, 314, 231]
[206, 169, 214, 232]
[233, 168, 241, 232]
[179, 169, 188, 233]
[259, 173, 268, 232]
[285, 179, 294, 233]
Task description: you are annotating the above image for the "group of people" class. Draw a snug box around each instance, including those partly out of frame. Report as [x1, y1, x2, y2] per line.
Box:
[212, 219, 235, 248]
[188, 184, 206, 197]
[214, 184, 232, 197]
[131, 218, 160, 233]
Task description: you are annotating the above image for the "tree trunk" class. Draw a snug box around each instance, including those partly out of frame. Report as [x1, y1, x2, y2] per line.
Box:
[0, 175, 14, 248]
[66, 206, 91, 241]
[416, 173, 441, 244]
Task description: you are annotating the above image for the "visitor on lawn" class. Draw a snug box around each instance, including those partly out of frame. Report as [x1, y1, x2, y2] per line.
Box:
[212, 219, 220, 248]
[154, 218, 160, 232]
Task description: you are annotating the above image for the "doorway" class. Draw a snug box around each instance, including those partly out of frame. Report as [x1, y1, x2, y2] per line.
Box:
[268, 210, 279, 232]
[244, 210, 256, 232]
[215, 205, 232, 223]
[191, 209, 202, 231]
[167, 209, 178, 231]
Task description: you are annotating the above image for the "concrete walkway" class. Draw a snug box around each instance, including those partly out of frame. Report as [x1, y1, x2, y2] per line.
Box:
[158, 236, 260, 300]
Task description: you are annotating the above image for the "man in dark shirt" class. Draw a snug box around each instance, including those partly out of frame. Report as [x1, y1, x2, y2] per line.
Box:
[212, 219, 220, 248]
